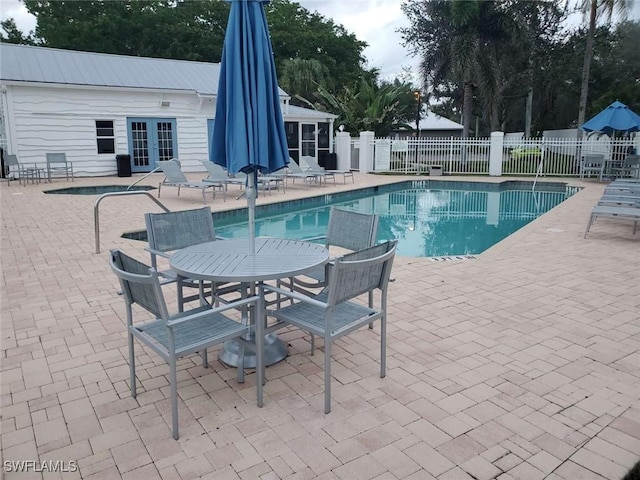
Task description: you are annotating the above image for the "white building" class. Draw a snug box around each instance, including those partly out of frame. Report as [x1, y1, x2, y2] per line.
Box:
[0, 44, 337, 176]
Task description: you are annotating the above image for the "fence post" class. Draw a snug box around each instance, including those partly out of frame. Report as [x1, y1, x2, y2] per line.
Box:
[334, 131, 351, 172]
[489, 131, 504, 176]
[359, 131, 375, 173]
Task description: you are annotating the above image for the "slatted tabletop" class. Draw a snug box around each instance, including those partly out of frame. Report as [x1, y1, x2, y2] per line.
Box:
[170, 238, 329, 282]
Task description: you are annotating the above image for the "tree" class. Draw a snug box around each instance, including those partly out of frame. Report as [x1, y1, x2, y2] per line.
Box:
[401, 0, 512, 137]
[314, 77, 415, 136]
[279, 58, 331, 107]
[577, 0, 627, 136]
[1, 18, 36, 44]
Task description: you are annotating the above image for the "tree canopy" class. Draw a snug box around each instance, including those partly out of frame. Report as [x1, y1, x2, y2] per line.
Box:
[4, 0, 370, 95]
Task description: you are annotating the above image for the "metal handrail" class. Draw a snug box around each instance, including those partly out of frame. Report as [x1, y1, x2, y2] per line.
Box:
[94, 191, 170, 254]
[127, 167, 161, 190]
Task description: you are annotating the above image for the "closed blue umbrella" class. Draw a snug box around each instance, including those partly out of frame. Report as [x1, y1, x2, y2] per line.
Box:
[211, 0, 289, 254]
[582, 100, 640, 135]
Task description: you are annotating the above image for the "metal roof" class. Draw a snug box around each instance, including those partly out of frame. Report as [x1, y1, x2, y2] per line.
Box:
[404, 108, 464, 131]
[0, 44, 285, 96]
[285, 104, 337, 119]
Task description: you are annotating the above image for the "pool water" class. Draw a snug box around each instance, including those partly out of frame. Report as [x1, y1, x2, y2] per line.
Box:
[214, 180, 578, 258]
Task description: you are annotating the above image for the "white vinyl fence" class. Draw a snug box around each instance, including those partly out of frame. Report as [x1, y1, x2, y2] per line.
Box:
[356, 133, 639, 177]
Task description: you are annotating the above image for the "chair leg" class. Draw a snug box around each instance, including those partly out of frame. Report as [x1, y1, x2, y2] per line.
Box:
[201, 349, 208, 368]
[129, 332, 137, 397]
[169, 356, 179, 440]
[256, 291, 265, 408]
[584, 214, 596, 238]
[310, 333, 315, 355]
[368, 291, 374, 329]
[236, 343, 245, 383]
[381, 314, 387, 378]
[324, 334, 331, 414]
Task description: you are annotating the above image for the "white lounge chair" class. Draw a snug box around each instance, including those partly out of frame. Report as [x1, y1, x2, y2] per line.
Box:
[157, 159, 222, 204]
[299, 156, 354, 184]
[584, 204, 640, 238]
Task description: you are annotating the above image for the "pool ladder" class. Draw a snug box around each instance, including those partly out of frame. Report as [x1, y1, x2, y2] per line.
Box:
[94, 191, 170, 254]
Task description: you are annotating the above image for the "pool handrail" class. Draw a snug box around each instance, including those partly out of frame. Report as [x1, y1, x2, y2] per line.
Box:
[94, 191, 170, 254]
[127, 166, 162, 190]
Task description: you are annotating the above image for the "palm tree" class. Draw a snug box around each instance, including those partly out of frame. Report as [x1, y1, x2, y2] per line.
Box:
[577, 0, 627, 135]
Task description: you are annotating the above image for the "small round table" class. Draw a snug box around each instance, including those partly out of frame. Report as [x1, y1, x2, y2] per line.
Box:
[170, 238, 329, 367]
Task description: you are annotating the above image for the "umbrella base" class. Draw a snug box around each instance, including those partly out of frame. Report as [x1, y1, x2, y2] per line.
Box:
[219, 333, 288, 369]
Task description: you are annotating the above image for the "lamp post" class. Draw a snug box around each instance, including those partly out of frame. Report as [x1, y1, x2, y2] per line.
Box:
[414, 90, 421, 168]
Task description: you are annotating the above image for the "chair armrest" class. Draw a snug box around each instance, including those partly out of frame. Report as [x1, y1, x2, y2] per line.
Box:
[303, 235, 326, 242]
[167, 295, 261, 327]
[262, 284, 328, 309]
[144, 247, 171, 259]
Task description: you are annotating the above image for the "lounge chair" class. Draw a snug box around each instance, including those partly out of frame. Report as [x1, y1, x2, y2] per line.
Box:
[109, 249, 263, 440]
[200, 160, 244, 201]
[46, 153, 74, 182]
[283, 159, 325, 187]
[579, 154, 605, 181]
[584, 204, 640, 238]
[157, 159, 222, 204]
[233, 171, 285, 195]
[299, 156, 354, 184]
[262, 240, 397, 414]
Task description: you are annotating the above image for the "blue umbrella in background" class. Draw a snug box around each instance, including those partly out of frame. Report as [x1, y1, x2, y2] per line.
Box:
[582, 100, 640, 135]
[211, 0, 289, 254]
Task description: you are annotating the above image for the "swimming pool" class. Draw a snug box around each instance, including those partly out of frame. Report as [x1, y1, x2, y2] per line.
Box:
[213, 180, 579, 258]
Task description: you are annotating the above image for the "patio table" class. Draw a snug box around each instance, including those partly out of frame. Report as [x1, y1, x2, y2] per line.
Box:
[170, 237, 329, 367]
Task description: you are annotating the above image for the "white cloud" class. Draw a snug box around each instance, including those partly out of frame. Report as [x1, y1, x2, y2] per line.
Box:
[1, 0, 37, 32]
[298, 0, 419, 81]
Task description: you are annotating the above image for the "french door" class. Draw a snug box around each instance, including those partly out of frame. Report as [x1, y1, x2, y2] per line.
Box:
[127, 118, 178, 173]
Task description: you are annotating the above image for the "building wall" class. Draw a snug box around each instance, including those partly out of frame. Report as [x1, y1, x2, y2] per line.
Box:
[5, 83, 332, 176]
[6, 83, 214, 175]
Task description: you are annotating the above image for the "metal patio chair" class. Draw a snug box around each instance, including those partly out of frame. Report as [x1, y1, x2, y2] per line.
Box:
[579, 154, 605, 181]
[46, 153, 74, 182]
[110, 249, 264, 440]
[281, 207, 379, 295]
[262, 240, 397, 414]
[145, 207, 241, 311]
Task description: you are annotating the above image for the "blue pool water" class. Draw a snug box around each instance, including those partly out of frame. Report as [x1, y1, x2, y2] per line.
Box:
[213, 180, 578, 258]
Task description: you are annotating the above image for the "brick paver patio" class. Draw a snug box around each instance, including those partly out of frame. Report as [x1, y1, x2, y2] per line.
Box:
[1, 172, 638, 480]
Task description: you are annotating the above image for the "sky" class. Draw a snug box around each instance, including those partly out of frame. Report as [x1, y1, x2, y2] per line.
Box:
[0, 0, 419, 81]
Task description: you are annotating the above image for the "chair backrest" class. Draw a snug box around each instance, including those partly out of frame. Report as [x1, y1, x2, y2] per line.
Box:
[326, 240, 397, 306]
[299, 156, 316, 171]
[4, 154, 19, 169]
[200, 160, 228, 180]
[624, 154, 639, 167]
[326, 207, 379, 251]
[145, 207, 216, 258]
[110, 249, 168, 320]
[158, 159, 188, 183]
[582, 154, 605, 168]
[287, 160, 306, 174]
[46, 153, 68, 165]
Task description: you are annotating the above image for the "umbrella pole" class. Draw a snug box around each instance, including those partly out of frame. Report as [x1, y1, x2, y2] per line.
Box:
[248, 171, 256, 255]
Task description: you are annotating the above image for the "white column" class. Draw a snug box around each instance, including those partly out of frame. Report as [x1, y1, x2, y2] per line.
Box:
[489, 131, 504, 176]
[334, 131, 351, 171]
[359, 131, 375, 174]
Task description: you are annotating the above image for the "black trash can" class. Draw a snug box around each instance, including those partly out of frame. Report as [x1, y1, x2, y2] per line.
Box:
[325, 153, 337, 170]
[116, 154, 132, 177]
